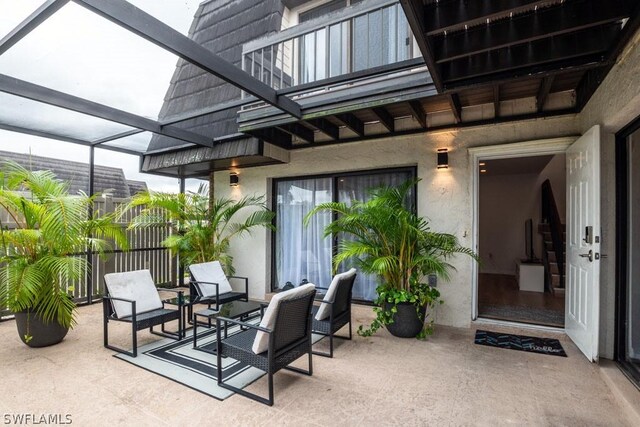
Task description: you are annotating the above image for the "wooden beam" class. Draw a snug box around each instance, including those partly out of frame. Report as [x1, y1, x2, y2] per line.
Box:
[536, 76, 555, 112]
[334, 113, 365, 137]
[449, 94, 462, 124]
[73, 0, 301, 118]
[247, 128, 292, 150]
[0, 0, 69, 55]
[493, 85, 500, 118]
[423, 0, 548, 36]
[442, 24, 618, 84]
[434, 1, 632, 63]
[371, 107, 395, 133]
[399, 0, 444, 92]
[306, 118, 340, 140]
[289, 109, 578, 150]
[407, 100, 427, 129]
[277, 123, 315, 143]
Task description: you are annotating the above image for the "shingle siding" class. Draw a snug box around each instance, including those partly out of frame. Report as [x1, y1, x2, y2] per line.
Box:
[0, 151, 136, 198]
[145, 0, 285, 168]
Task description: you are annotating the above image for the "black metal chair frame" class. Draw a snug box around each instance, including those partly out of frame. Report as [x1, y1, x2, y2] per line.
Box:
[103, 287, 184, 358]
[188, 274, 249, 312]
[312, 273, 356, 358]
[216, 290, 316, 406]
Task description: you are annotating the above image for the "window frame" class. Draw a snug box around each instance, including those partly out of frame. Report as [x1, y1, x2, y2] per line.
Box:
[615, 114, 640, 389]
[270, 165, 417, 300]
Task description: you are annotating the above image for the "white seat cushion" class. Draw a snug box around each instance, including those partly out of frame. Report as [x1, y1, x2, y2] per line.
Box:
[188, 261, 233, 297]
[104, 270, 163, 319]
[252, 283, 316, 354]
[315, 268, 357, 321]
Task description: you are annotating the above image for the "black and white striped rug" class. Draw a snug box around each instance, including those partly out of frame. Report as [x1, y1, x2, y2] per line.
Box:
[114, 323, 265, 400]
[474, 330, 567, 357]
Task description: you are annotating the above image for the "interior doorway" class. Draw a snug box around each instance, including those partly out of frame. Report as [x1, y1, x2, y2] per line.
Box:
[476, 154, 567, 328]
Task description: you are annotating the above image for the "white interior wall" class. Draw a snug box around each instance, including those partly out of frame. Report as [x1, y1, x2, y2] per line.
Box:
[478, 154, 566, 276]
[479, 173, 540, 275]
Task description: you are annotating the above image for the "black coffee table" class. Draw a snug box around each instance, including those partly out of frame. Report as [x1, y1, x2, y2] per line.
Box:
[192, 299, 266, 353]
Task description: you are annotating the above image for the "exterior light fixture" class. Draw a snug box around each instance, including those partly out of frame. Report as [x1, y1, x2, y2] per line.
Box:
[229, 172, 239, 187]
[437, 148, 449, 169]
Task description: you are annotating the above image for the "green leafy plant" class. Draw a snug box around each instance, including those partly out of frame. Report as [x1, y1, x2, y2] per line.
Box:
[0, 161, 128, 334]
[305, 179, 477, 338]
[125, 184, 275, 275]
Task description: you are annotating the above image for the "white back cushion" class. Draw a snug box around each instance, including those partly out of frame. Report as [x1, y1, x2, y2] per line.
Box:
[315, 268, 356, 320]
[104, 270, 163, 318]
[252, 283, 316, 354]
[188, 261, 233, 297]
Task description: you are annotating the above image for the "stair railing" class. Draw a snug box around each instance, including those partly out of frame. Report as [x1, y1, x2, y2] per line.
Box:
[541, 179, 564, 288]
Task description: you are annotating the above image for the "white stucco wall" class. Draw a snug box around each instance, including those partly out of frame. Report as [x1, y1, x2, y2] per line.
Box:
[578, 28, 640, 359]
[214, 114, 579, 328]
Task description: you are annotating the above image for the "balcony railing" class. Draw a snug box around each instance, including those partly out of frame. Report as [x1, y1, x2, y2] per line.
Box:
[242, 0, 420, 92]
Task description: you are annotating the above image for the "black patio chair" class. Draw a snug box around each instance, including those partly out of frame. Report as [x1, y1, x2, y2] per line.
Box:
[216, 284, 316, 406]
[103, 270, 184, 358]
[312, 268, 357, 358]
[188, 261, 248, 311]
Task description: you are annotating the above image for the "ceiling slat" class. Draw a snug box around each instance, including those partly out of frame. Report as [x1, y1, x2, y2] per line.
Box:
[434, 1, 631, 63]
[442, 25, 618, 84]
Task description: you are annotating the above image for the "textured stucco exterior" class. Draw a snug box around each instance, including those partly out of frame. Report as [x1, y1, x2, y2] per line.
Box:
[208, 28, 640, 357]
[212, 114, 579, 328]
[578, 28, 640, 359]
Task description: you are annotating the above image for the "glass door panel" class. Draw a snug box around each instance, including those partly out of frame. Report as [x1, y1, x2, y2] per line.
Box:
[627, 130, 640, 373]
[274, 178, 333, 288]
[336, 171, 414, 301]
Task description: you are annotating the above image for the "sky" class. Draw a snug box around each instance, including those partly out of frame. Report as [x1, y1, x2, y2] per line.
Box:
[0, 0, 205, 192]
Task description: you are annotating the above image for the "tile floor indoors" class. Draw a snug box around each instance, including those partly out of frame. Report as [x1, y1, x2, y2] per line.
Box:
[0, 298, 631, 426]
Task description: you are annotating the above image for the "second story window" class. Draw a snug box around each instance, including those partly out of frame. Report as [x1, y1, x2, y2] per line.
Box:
[299, 0, 346, 23]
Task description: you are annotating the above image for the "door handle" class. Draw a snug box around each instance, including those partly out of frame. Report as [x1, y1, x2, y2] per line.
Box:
[579, 250, 593, 262]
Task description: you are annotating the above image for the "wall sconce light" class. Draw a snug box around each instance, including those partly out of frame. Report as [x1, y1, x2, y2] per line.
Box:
[437, 148, 449, 169]
[229, 172, 239, 187]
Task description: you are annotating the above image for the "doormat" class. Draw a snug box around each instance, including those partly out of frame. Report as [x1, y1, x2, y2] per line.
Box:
[474, 330, 567, 357]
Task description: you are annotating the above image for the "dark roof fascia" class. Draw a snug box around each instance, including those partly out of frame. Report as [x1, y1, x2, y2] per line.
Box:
[238, 70, 435, 130]
[143, 133, 249, 157]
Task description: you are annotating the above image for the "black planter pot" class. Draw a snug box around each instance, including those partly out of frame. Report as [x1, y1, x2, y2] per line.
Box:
[14, 311, 69, 348]
[385, 302, 427, 338]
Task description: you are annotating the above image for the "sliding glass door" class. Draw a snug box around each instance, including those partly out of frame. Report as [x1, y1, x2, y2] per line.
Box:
[273, 168, 414, 301]
[616, 118, 640, 387]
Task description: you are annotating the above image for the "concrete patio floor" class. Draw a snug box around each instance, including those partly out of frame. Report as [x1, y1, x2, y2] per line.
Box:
[0, 301, 631, 426]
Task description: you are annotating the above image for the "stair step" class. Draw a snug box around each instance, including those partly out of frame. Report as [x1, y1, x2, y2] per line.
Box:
[551, 274, 563, 287]
[554, 288, 565, 296]
[549, 263, 560, 274]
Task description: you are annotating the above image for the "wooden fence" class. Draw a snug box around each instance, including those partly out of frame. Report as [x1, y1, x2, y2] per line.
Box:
[0, 197, 177, 318]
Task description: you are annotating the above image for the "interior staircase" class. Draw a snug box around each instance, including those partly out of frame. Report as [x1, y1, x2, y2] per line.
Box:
[539, 223, 565, 295]
[539, 179, 565, 296]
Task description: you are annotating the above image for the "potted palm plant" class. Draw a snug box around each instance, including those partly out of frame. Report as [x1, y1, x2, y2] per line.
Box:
[124, 184, 274, 274]
[0, 161, 127, 347]
[305, 179, 477, 339]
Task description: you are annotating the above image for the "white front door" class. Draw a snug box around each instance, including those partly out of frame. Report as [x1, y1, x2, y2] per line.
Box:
[566, 125, 601, 361]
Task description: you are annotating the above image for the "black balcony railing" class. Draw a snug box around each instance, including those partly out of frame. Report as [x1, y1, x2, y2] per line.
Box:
[242, 0, 420, 92]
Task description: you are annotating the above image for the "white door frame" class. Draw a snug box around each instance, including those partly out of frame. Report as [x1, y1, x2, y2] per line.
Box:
[468, 136, 578, 321]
